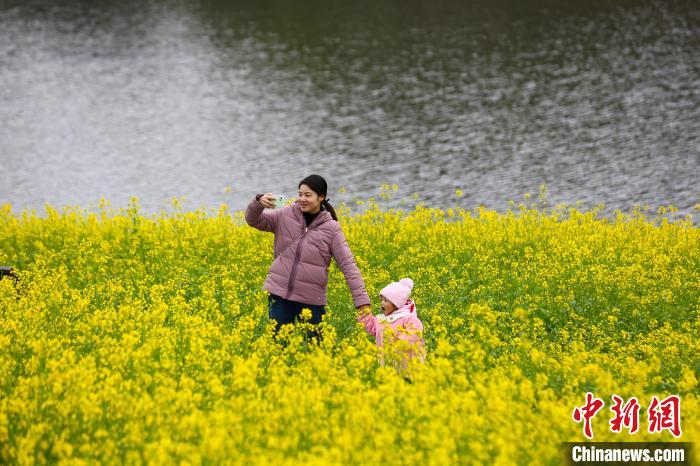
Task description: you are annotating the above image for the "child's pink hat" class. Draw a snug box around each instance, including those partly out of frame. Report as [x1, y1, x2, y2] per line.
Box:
[380, 278, 414, 309]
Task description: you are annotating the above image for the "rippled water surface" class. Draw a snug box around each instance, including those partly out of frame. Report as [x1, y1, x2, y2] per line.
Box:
[1, 0, 698, 215]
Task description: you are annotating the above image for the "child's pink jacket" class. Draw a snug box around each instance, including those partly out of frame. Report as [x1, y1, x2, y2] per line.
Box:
[358, 300, 425, 363]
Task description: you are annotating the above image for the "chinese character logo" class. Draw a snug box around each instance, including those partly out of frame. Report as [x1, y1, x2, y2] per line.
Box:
[609, 395, 640, 434]
[572, 392, 605, 439]
[572, 393, 682, 439]
[648, 395, 681, 438]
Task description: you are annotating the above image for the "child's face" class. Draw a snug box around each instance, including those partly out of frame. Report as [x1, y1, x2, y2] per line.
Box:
[380, 295, 397, 315]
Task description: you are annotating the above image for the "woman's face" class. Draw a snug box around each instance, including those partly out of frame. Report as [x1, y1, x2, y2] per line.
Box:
[298, 184, 324, 214]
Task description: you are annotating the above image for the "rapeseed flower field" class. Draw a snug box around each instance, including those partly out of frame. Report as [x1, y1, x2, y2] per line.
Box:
[0, 195, 698, 465]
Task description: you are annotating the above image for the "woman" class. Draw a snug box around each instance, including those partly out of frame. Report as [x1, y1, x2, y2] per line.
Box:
[246, 174, 371, 335]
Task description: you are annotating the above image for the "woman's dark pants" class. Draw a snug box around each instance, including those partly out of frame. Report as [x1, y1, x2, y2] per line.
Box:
[268, 293, 326, 342]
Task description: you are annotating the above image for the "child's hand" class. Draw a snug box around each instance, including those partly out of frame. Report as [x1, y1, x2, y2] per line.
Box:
[356, 305, 377, 336]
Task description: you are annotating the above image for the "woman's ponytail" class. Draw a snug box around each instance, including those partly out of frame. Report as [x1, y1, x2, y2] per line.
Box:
[323, 199, 338, 222]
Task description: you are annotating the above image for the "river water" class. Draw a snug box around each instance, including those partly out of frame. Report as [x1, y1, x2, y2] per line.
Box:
[1, 0, 698, 217]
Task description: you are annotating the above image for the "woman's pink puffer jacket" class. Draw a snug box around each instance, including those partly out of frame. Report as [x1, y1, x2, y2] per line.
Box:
[245, 195, 370, 308]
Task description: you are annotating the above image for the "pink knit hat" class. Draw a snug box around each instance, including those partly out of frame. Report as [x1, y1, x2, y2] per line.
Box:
[380, 278, 414, 309]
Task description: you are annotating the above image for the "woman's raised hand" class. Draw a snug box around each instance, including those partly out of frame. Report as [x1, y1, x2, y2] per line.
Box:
[258, 193, 277, 209]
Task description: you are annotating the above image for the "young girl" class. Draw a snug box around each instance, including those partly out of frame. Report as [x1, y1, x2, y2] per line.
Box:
[358, 278, 425, 368]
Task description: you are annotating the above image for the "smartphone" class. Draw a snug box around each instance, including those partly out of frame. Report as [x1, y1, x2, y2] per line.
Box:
[274, 194, 285, 208]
